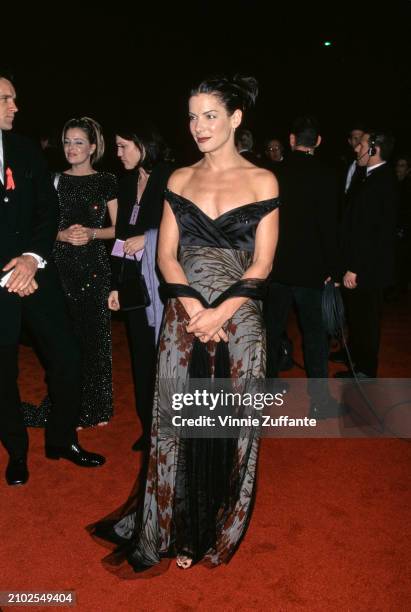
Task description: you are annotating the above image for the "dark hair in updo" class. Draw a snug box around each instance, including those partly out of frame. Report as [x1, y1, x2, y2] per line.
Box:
[190, 74, 258, 116]
[116, 122, 168, 172]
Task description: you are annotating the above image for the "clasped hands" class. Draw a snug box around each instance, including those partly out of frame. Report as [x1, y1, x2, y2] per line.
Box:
[186, 307, 229, 344]
[2, 255, 39, 296]
[60, 224, 94, 245]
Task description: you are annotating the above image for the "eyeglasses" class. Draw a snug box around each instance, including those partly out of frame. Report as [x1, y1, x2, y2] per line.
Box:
[266, 145, 282, 152]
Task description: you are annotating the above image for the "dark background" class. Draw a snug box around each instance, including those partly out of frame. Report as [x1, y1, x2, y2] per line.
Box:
[2, 1, 411, 166]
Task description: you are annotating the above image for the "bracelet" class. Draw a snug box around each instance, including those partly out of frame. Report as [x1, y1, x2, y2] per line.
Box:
[91, 230, 97, 240]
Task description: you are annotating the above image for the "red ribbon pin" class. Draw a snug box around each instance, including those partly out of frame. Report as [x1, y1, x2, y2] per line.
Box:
[5, 167, 15, 190]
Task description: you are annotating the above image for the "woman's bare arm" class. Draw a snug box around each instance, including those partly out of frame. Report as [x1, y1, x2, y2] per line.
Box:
[157, 198, 205, 319]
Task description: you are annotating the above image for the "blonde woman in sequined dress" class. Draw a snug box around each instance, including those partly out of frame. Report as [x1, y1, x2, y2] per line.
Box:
[24, 117, 118, 428]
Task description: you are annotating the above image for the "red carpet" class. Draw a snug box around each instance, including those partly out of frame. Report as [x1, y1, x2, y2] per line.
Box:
[1, 296, 411, 611]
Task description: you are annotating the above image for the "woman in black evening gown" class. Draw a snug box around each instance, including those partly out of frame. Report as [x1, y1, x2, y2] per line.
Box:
[24, 117, 118, 428]
[90, 76, 279, 572]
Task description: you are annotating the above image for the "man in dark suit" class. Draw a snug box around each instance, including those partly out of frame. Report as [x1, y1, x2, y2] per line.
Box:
[336, 130, 398, 378]
[0, 75, 105, 486]
[340, 125, 366, 194]
[265, 116, 342, 418]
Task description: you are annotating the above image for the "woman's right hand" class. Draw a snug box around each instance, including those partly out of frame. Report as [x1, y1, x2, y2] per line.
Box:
[108, 290, 120, 311]
[182, 298, 205, 320]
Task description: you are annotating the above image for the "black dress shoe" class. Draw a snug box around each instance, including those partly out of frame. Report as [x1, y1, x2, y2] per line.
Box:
[45, 443, 105, 467]
[6, 457, 29, 486]
[309, 398, 347, 420]
[265, 380, 290, 395]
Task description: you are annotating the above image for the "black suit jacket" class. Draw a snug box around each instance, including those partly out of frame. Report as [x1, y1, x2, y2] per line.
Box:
[111, 162, 174, 289]
[341, 163, 398, 288]
[271, 151, 342, 288]
[0, 131, 59, 344]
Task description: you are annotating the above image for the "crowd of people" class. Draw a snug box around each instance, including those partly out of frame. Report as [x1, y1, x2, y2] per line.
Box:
[0, 71, 408, 575]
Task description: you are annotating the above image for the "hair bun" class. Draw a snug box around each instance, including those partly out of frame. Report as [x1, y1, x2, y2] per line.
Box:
[190, 73, 259, 116]
[232, 75, 258, 109]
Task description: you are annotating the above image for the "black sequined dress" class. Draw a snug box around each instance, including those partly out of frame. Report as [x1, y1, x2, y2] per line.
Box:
[23, 172, 117, 428]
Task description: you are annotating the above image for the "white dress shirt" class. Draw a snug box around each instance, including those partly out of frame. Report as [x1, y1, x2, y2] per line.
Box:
[345, 160, 357, 192]
[366, 161, 386, 176]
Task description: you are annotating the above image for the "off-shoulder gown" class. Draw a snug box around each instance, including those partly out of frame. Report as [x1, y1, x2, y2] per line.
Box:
[89, 189, 280, 572]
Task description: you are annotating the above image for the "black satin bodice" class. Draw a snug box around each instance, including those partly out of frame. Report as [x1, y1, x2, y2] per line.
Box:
[165, 189, 280, 252]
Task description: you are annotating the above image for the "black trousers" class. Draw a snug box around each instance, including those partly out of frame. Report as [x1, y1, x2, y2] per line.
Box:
[0, 276, 81, 458]
[125, 308, 156, 440]
[265, 282, 329, 379]
[344, 287, 383, 377]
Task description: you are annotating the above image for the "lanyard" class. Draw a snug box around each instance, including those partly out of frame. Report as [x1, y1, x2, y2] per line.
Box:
[129, 202, 140, 225]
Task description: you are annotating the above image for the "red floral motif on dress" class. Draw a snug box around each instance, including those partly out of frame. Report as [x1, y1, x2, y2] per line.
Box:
[230, 357, 244, 378]
[158, 481, 173, 513]
[226, 321, 237, 336]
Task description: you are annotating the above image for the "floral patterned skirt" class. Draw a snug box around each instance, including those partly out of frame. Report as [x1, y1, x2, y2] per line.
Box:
[89, 247, 266, 574]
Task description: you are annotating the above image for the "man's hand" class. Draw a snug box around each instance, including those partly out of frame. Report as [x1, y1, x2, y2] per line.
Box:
[16, 279, 39, 297]
[3, 255, 39, 293]
[343, 270, 358, 289]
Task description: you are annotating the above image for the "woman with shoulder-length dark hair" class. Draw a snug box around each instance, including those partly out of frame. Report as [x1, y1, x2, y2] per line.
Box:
[90, 75, 279, 573]
[109, 124, 174, 451]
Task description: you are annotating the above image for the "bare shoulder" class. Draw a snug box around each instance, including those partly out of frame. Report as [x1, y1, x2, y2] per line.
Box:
[250, 167, 279, 200]
[167, 167, 196, 193]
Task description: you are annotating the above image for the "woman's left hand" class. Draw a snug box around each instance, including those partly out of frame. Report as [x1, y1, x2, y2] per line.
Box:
[186, 308, 229, 343]
[124, 236, 144, 256]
